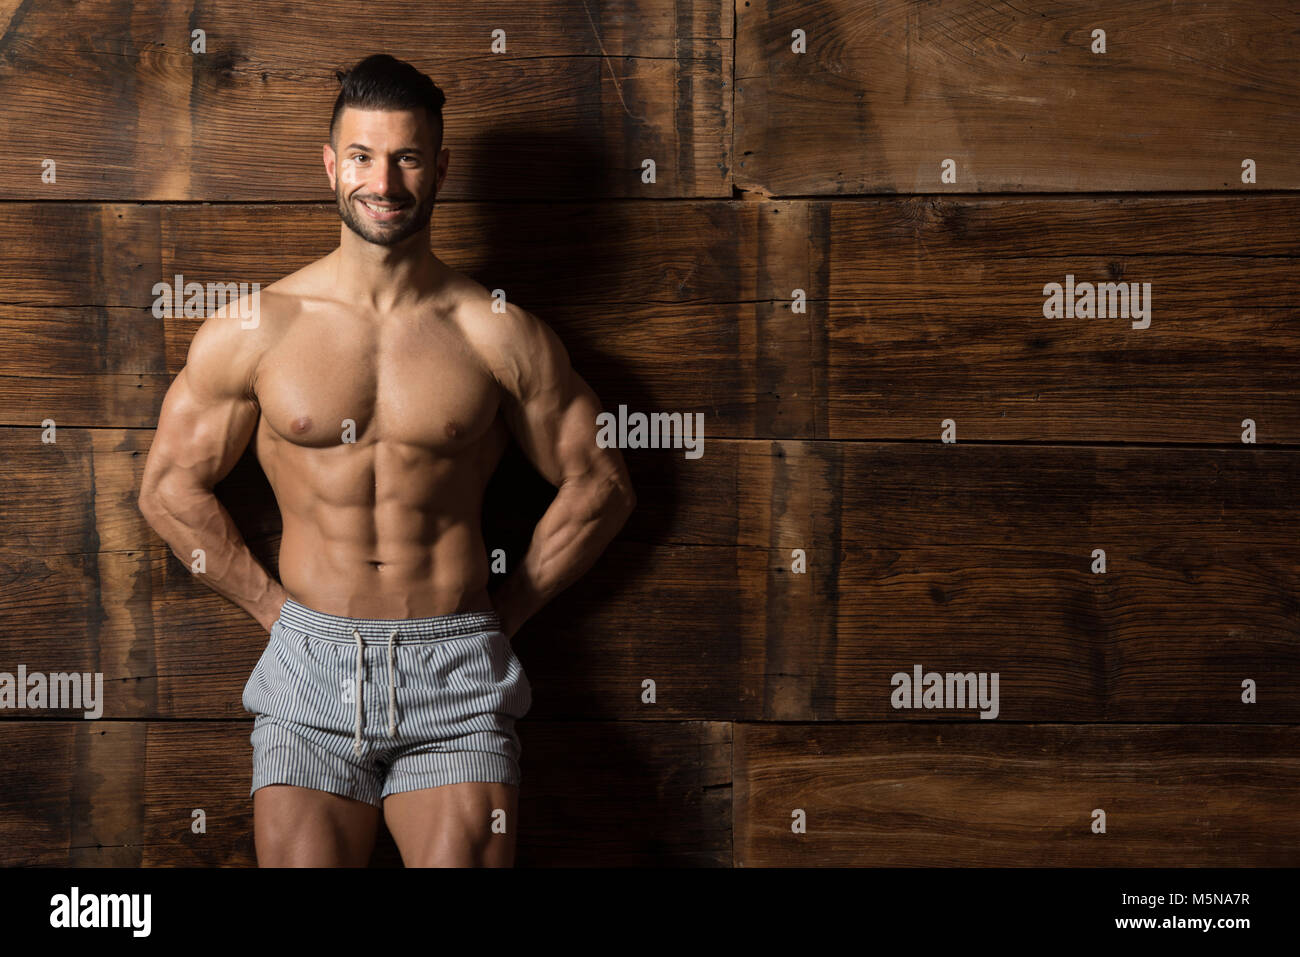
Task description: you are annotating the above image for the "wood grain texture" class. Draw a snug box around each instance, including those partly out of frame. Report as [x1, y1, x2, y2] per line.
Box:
[0, 306, 168, 426]
[734, 723, 1300, 866]
[1, 0, 1296, 868]
[813, 195, 1300, 441]
[0, 720, 731, 867]
[2, 197, 1295, 442]
[0, 0, 731, 200]
[736, 0, 1300, 194]
[2, 430, 1295, 722]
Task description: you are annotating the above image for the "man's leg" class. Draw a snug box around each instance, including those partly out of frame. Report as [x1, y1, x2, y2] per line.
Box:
[254, 784, 381, 867]
[382, 782, 518, 867]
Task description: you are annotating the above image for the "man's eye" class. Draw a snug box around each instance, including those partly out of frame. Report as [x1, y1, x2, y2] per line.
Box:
[352, 155, 368, 163]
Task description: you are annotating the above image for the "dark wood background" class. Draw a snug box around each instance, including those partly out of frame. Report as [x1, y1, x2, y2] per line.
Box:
[0, 0, 1296, 866]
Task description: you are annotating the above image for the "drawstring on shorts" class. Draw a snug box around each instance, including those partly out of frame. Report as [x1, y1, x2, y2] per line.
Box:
[351, 626, 401, 756]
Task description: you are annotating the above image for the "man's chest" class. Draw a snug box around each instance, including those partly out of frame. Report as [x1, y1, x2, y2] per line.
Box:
[255, 312, 502, 453]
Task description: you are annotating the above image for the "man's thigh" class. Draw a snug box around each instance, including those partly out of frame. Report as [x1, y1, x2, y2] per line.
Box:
[253, 784, 381, 867]
[382, 781, 519, 867]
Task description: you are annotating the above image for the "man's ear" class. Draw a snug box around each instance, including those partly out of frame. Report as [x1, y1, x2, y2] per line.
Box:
[435, 146, 450, 195]
[323, 143, 337, 190]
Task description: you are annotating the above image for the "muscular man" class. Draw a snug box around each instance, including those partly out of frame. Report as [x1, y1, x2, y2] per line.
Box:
[137, 54, 636, 867]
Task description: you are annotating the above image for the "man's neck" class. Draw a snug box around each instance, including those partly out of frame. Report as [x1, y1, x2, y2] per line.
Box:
[332, 225, 443, 313]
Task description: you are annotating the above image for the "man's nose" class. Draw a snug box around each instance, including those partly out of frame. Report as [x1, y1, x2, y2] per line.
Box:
[366, 157, 390, 195]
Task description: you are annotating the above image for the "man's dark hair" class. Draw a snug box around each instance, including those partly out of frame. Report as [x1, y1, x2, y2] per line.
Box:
[330, 54, 446, 149]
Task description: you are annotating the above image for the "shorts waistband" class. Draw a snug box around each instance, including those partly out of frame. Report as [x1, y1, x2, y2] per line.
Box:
[277, 597, 502, 644]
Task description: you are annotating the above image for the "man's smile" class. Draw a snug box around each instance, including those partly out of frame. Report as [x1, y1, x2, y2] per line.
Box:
[355, 196, 410, 222]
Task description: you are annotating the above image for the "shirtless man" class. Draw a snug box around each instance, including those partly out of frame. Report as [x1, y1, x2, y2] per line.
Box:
[136, 54, 636, 867]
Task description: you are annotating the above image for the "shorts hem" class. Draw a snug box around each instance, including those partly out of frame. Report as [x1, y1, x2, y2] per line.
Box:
[250, 774, 384, 809]
[380, 753, 522, 800]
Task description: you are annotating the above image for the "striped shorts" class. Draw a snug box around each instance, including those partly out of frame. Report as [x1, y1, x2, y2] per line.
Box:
[242, 596, 532, 807]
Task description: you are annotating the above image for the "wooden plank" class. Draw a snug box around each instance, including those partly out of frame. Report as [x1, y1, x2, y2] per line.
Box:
[0, 0, 731, 201]
[818, 197, 1300, 306]
[735, 723, 1300, 866]
[0, 204, 161, 308]
[438, 719, 732, 866]
[0, 195, 1276, 309]
[720, 438, 1300, 721]
[3, 197, 1296, 442]
[825, 540, 1300, 721]
[69, 722, 148, 866]
[0, 201, 763, 308]
[36, 538, 1285, 723]
[0, 723, 149, 867]
[0, 306, 169, 426]
[824, 300, 1300, 443]
[0, 720, 733, 866]
[796, 196, 1300, 442]
[736, 1, 1300, 194]
[0, 725, 74, 866]
[3, 429, 1296, 721]
[833, 443, 1299, 548]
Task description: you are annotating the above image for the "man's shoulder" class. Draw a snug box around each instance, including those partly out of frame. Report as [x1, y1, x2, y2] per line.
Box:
[257, 254, 335, 316]
[442, 267, 562, 392]
[184, 255, 333, 399]
[199, 255, 327, 330]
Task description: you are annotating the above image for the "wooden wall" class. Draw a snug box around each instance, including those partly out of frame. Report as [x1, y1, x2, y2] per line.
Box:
[0, 0, 1297, 866]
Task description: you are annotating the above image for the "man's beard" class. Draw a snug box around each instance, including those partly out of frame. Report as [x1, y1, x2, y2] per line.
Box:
[335, 183, 437, 247]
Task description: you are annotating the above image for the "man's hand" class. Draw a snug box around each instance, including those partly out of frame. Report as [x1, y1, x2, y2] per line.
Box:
[492, 574, 542, 642]
[260, 590, 291, 635]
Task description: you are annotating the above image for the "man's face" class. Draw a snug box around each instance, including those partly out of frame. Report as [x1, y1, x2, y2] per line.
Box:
[325, 107, 445, 247]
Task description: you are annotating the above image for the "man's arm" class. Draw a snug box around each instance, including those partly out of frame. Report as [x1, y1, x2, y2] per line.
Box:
[137, 304, 287, 633]
[477, 303, 637, 639]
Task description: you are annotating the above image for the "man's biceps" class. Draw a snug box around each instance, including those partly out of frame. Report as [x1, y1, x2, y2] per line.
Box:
[560, 401, 633, 486]
[512, 373, 590, 439]
[554, 386, 607, 453]
[150, 394, 256, 487]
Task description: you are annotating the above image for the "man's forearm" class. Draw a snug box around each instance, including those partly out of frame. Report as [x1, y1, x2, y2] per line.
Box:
[138, 486, 287, 632]
[491, 474, 635, 639]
